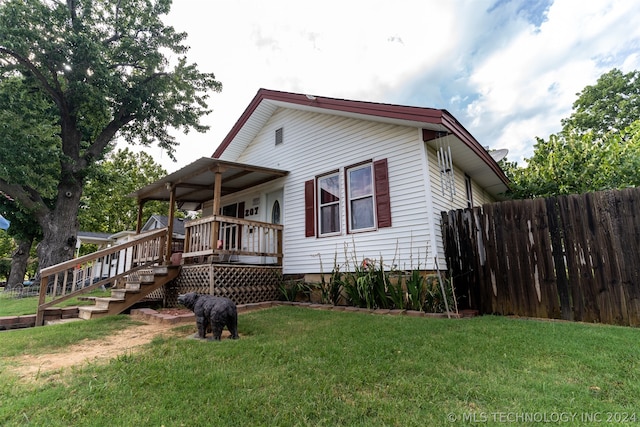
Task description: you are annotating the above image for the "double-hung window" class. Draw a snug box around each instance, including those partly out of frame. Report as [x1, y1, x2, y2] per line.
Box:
[318, 172, 341, 235]
[347, 163, 375, 231]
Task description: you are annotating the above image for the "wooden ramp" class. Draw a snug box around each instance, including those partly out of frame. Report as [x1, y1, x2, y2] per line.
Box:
[78, 265, 181, 320]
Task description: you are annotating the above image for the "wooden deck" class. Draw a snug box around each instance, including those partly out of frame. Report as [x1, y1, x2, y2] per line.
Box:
[182, 215, 283, 264]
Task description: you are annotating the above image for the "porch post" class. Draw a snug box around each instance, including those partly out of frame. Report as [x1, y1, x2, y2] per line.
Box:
[136, 200, 145, 234]
[165, 183, 176, 264]
[211, 169, 223, 250]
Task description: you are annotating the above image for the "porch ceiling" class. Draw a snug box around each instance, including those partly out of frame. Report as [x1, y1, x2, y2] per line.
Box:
[128, 158, 289, 208]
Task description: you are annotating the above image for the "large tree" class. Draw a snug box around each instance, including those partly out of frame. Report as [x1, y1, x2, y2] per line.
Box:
[0, 0, 221, 271]
[0, 77, 53, 287]
[561, 68, 640, 140]
[504, 68, 640, 199]
[506, 122, 640, 198]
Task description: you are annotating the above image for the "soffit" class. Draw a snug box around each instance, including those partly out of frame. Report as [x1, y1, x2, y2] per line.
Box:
[128, 158, 289, 208]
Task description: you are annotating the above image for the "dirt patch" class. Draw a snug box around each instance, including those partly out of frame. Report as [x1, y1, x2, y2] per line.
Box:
[157, 308, 192, 316]
[7, 321, 192, 382]
[5, 303, 273, 382]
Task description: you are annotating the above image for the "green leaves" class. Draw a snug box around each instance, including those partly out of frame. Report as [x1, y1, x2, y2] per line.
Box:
[562, 69, 640, 139]
[505, 68, 640, 199]
[507, 123, 640, 199]
[0, 0, 221, 268]
[78, 148, 168, 233]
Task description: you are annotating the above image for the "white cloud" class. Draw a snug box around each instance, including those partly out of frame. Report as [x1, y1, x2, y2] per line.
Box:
[131, 0, 640, 172]
[464, 0, 640, 163]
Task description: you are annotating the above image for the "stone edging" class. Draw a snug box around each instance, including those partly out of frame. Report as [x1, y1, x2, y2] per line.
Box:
[0, 302, 477, 331]
[130, 301, 478, 325]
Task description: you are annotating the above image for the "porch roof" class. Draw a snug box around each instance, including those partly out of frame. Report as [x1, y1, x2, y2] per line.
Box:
[129, 157, 288, 209]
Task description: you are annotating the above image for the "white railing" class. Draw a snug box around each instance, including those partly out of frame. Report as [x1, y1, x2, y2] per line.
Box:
[183, 215, 283, 263]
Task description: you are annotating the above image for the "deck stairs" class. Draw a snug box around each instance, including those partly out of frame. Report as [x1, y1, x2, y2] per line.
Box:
[78, 265, 181, 320]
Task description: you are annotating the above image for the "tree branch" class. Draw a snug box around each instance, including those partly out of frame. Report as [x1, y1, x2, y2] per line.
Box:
[0, 47, 63, 109]
[108, 62, 146, 71]
[0, 178, 48, 217]
[140, 71, 169, 86]
[83, 112, 136, 164]
[102, 0, 123, 45]
[66, 0, 77, 24]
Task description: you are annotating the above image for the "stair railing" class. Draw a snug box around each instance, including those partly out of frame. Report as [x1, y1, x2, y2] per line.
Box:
[35, 228, 168, 326]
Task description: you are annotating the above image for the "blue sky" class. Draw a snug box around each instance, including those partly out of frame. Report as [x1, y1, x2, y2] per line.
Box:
[147, 0, 640, 172]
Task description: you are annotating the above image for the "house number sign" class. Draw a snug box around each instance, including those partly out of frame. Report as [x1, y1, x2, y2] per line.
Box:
[245, 206, 259, 217]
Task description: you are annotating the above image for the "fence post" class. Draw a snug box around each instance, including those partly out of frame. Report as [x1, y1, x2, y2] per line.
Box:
[546, 196, 572, 320]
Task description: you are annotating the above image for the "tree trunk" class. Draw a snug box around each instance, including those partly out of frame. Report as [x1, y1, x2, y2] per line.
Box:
[6, 237, 34, 289]
[36, 182, 82, 271]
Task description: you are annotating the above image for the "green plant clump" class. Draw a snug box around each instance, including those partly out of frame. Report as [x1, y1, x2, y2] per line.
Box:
[319, 249, 457, 313]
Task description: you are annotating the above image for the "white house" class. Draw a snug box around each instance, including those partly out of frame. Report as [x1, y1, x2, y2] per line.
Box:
[132, 89, 509, 276]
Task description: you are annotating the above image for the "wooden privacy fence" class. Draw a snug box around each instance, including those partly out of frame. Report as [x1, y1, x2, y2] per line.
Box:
[441, 187, 640, 326]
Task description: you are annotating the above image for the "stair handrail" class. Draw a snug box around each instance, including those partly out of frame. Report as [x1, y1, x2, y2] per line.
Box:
[35, 228, 168, 326]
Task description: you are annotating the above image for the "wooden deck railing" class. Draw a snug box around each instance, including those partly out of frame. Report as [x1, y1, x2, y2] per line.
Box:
[183, 215, 283, 264]
[35, 228, 167, 326]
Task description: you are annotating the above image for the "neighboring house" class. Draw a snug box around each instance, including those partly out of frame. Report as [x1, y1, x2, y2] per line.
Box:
[141, 215, 186, 240]
[141, 215, 186, 254]
[76, 230, 137, 280]
[76, 231, 113, 254]
[132, 89, 509, 276]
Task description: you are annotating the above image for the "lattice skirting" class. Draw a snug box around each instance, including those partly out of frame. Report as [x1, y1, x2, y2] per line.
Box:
[161, 264, 282, 307]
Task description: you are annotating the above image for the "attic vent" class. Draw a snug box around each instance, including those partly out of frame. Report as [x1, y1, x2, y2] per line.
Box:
[275, 127, 283, 145]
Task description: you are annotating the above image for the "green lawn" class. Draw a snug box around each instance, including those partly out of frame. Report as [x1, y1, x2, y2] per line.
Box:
[1, 307, 639, 426]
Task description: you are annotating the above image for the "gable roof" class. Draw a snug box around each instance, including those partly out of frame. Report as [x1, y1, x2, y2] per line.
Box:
[77, 231, 113, 246]
[213, 88, 510, 196]
[141, 215, 186, 236]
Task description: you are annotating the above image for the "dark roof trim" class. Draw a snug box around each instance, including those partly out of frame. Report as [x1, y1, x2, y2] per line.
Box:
[213, 89, 443, 158]
[438, 112, 509, 186]
[213, 88, 509, 187]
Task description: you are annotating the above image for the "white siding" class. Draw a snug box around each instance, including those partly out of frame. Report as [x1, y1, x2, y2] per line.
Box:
[426, 143, 498, 269]
[233, 109, 434, 274]
[215, 107, 502, 275]
[471, 180, 497, 206]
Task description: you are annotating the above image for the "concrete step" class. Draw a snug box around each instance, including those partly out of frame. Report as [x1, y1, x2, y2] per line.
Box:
[78, 306, 108, 320]
[110, 289, 128, 299]
[94, 297, 126, 310]
[153, 266, 168, 275]
[125, 282, 141, 291]
[73, 264, 180, 320]
[139, 273, 155, 283]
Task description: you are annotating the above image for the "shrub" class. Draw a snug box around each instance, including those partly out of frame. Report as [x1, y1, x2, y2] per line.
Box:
[319, 242, 458, 313]
[278, 278, 310, 302]
[424, 274, 456, 313]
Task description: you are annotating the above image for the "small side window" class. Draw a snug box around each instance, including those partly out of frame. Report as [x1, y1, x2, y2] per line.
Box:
[465, 174, 473, 208]
[275, 127, 283, 145]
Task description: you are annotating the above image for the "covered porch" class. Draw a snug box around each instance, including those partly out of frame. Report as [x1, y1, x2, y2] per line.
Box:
[129, 158, 289, 266]
[35, 158, 289, 325]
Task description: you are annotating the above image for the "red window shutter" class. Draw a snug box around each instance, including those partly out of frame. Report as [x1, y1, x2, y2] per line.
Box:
[238, 202, 245, 218]
[304, 179, 315, 237]
[374, 159, 391, 228]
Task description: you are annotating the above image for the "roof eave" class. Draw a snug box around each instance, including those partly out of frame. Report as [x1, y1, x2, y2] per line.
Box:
[213, 88, 510, 193]
[213, 89, 445, 158]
